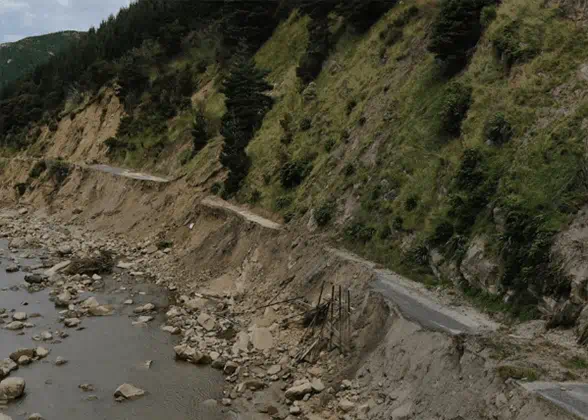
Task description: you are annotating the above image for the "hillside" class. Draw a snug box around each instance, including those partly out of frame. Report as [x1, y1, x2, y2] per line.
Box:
[2, 0, 588, 328]
[0, 31, 82, 87]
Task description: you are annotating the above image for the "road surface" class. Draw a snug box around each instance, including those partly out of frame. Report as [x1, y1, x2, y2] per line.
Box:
[88, 164, 170, 183]
[520, 382, 588, 420]
[327, 247, 496, 335]
[201, 196, 282, 230]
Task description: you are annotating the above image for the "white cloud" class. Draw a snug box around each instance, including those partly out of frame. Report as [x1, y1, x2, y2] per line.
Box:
[56, 0, 69, 6]
[0, 1, 30, 15]
[22, 11, 35, 27]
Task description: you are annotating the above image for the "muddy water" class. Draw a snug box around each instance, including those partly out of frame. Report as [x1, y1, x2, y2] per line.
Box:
[0, 240, 234, 420]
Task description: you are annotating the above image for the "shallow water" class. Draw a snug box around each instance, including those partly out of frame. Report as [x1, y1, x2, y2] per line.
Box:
[0, 239, 233, 420]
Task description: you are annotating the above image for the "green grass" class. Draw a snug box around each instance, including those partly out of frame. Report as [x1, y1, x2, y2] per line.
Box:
[497, 365, 541, 381]
[562, 356, 588, 370]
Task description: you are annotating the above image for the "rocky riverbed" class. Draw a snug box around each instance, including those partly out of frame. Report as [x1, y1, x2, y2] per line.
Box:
[0, 208, 361, 420]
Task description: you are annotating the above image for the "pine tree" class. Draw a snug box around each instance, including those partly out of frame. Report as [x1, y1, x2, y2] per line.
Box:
[220, 56, 273, 195]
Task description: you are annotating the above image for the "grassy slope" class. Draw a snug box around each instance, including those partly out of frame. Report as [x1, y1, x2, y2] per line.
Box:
[237, 0, 588, 286]
[0, 31, 82, 87]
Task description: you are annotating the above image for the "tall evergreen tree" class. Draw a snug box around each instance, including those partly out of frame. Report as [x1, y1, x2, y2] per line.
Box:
[220, 56, 273, 195]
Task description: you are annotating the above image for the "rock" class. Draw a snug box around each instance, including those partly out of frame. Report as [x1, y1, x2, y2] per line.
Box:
[166, 307, 183, 319]
[9, 349, 35, 362]
[44, 260, 71, 277]
[24, 274, 44, 284]
[4, 321, 24, 331]
[133, 303, 155, 314]
[197, 313, 216, 332]
[0, 415, 12, 420]
[250, 327, 273, 350]
[89, 305, 112, 316]
[55, 357, 68, 366]
[81, 297, 100, 308]
[209, 351, 220, 361]
[17, 356, 31, 366]
[114, 383, 145, 400]
[174, 344, 207, 364]
[133, 316, 153, 325]
[211, 358, 225, 370]
[267, 365, 281, 376]
[243, 379, 265, 391]
[0, 359, 17, 379]
[123, 299, 134, 305]
[28, 414, 43, 420]
[546, 300, 582, 329]
[55, 290, 72, 307]
[117, 261, 135, 269]
[35, 347, 50, 358]
[79, 383, 95, 392]
[161, 325, 180, 335]
[460, 236, 501, 295]
[338, 398, 355, 413]
[341, 379, 352, 390]
[64, 318, 81, 328]
[5, 264, 18, 273]
[290, 405, 302, 416]
[311, 378, 325, 393]
[0, 377, 26, 401]
[224, 361, 239, 375]
[285, 381, 313, 401]
[232, 331, 250, 353]
[91, 274, 102, 281]
[12, 312, 27, 321]
[40, 331, 53, 341]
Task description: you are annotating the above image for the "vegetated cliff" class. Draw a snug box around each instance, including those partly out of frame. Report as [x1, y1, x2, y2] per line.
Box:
[3, 0, 588, 332]
[0, 31, 82, 88]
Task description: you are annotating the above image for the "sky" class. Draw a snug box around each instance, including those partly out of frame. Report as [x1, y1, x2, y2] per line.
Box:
[0, 0, 132, 43]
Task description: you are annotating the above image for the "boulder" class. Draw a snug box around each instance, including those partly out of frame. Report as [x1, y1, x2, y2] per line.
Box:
[114, 383, 145, 400]
[89, 305, 112, 316]
[460, 236, 501, 295]
[81, 297, 100, 309]
[133, 303, 155, 314]
[4, 321, 24, 331]
[35, 347, 50, 358]
[224, 361, 239, 375]
[5, 264, 19, 273]
[55, 357, 68, 366]
[251, 327, 273, 350]
[285, 381, 312, 401]
[0, 377, 25, 401]
[174, 344, 206, 364]
[64, 318, 81, 328]
[0, 359, 17, 379]
[0, 414, 12, 420]
[197, 313, 216, 332]
[12, 312, 27, 321]
[161, 325, 181, 335]
[9, 348, 35, 362]
[28, 414, 44, 420]
[40, 331, 53, 341]
[391, 402, 413, 419]
[311, 378, 325, 393]
[338, 398, 355, 413]
[24, 274, 44, 284]
[55, 290, 72, 307]
[17, 356, 31, 366]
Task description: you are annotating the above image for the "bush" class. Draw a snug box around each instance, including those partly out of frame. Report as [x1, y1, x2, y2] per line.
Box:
[29, 160, 47, 179]
[280, 160, 312, 189]
[191, 108, 210, 157]
[405, 195, 419, 211]
[439, 82, 472, 137]
[275, 195, 293, 210]
[346, 100, 357, 115]
[480, 5, 497, 27]
[343, 163, 355, 177]
[47, 160, 71, 185]
[484, 112, 513, 146]
[379, 224, 392, 239]
[393, 216, 404, 231]
[430, 220, 455, 246]
[344, 221, 376, 243]
[249, 189, 262, 203]
[299, 117, 312, 131]
[491, 20, 540, 70]
[428, 0, 493, 76]
[324, 138, 337, 152]
[391, 5, 419, 27]
[296, 18, 330, 85]
[315, 202, 335, 227]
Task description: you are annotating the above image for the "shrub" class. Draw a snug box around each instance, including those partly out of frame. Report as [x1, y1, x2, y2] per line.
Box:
[47, 160, 70, 185]
[210, 182, 223, 195]
[324, 138, 337, 152]
[391, 5, 419, 27]
[379, 224, 392, 239]
[439, 82, 472, 137]
[345, 221, 376, 243]
[480, 5, 497, 27]
[430, 220, 455, 246]
[405, 195, 419, 211]
[299, 117, 312, 131]
[484, 112, 513, 146]
[191, 108, 210, 157]
[49, 121, 59, 132]
[275, 195, 293, 210]
[315, 202, 335, 227]
[296, 18, 330, 85]
[29, 160, 47, 179]
[346, 100, 357, 115]
[393, 216, 404, 231]
[339, 0, 398, 33]
[491, 20, 540, 70]
[157, 240, 173, 250]
[280, 160, 312, 189]
[249, 189, 262, 203]
[428, 0, 493, 76]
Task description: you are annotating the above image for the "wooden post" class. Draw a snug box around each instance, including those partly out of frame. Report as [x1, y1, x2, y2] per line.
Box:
[329, 284, 335, 350]
[339, 285, 343, 354]
[312, 281, 325, 337]
[347, 289, 351, 352]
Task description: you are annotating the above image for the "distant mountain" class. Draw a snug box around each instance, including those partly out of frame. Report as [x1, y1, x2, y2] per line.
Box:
[0, 31, 83, 87]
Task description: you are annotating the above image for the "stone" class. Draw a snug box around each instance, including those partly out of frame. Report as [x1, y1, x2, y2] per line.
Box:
[91, 274, 102, 281]
[44, 260, 71, 277]
[174, 344, 206, 364]
[197, 313, 216, 332]
[250, 327, 273, 350]
[28, 414, 43, 420]
[222, 398, 232, 406]
[89, 305, 112, 316]
[35, 347, 50, 358]
[12, 312, 27, 321]
[9, 348, 35, 362]
[133, 303, 155, 314]
[17, 356, 31, 366]
[123, 299, 133, 305]
[290, 405, 302, 416]
[267, 365, 281, 375]
[24, 274, 44, 284]
[79, 383, 95, 392]
[460, 236, 501, 295]
[338, 398, 355, 413]
[224, 361, 239, 375]
[64, 318, 81, 328]
[311, 378, 325, 393]
[209, 351, 220, 361]
[133, 316, 153, 325]
[81, 297, 99, 309]
[0, 377, 25, 401]
[40, 331, 53, 341]
[0, 416, 12, 420]
[166, 307, 183, 318]
[232, 331, 250, 353]
[243, 380, 265, 391]
[5, 321, 24, 330]
[211, 358, 225, 370]
[341, 379, 352, 389]
[5, 264, 18, 273]
[161, 325, 180, 335]
[0, 359, 18, 379]
[58, 244, 73, 255]
[285, 381, 313, 401]
[55, 290, 72, 307]
[114, 383, 145, 400]
[55, 357, 68, 366]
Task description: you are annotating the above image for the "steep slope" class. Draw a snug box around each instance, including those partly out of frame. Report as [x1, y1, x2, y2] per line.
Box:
[3, 0, 588, 329]
[0, 31, 82, 87]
